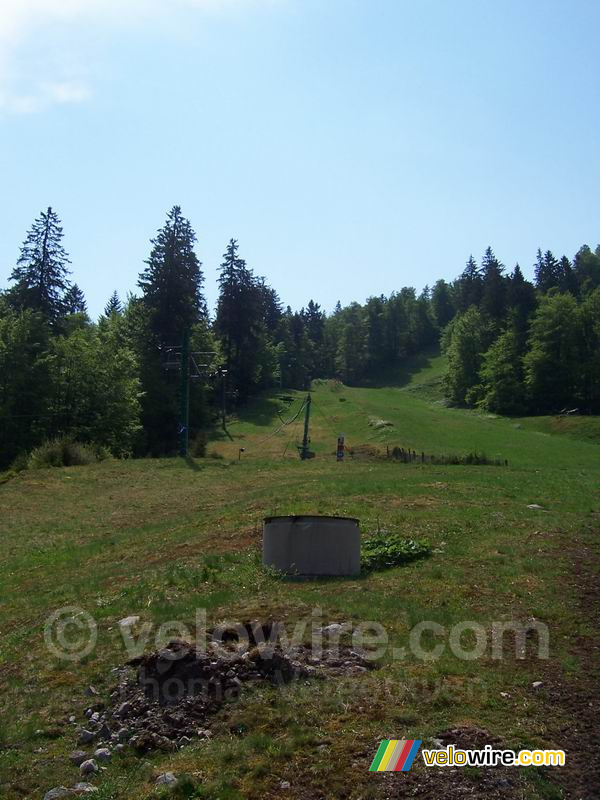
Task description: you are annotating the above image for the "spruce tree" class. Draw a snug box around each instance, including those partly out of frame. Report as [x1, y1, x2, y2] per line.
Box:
[9, 207, 71, 320]
[481, 246, 506, 321]
[138, 205, 205, 344]
[456, 255, 483, 312]
[215, 239, 273, 399]
[557, 255, 578, 296]
[506, 264, 537, 337]
[431, 279, 455, 328]
[104, 290, 122, 317]
[534, 249, 560, 294]
[63, 283, 87, 314]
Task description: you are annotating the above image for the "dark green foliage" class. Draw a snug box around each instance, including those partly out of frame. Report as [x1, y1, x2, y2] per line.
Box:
[138, 205, 205, 343]
[431, 279, 455, 328]
[479, 328, 528, 414]
[480, 247, 506, 321]
[524, 293, 582, 412]
[214, 239, 278, 400]
[534, 249, 560, 294]
[506, 264, 537, 334]
[28, 437, 106, 469]
[8, 207, 71, 320]
[1, 209, 599, 463]
[104, 290, 122, 317]
[0, 307, 52, 467]
[135, 208, 210, 454]
[455, 255, 483, 312]
[444, 306, 492, 404]
[573, 245, 600, 295]
[578, 288, 600, 412]
[361, 533, 431, 573]
[63, 283, 87, 314]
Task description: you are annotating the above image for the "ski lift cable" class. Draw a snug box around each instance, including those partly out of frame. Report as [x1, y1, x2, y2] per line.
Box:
[247, 397, 308, 449]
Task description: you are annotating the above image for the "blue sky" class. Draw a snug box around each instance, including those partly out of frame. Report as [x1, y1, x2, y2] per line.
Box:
[1, 0, 599, 318]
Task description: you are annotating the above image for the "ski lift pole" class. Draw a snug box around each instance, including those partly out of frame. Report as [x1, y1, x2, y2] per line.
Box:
[179, 328, 190, 457]
[300, 392, 311, 460]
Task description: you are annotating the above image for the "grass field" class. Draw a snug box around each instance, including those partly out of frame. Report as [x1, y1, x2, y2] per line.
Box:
[1, 364, 599, 799]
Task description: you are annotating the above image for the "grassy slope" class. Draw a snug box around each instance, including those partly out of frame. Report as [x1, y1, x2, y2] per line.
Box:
[1, 369, 599, 799]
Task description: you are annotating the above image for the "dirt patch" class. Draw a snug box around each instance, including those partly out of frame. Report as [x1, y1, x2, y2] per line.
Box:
[77, 621, 375, 754]
[387, 497, 440, 509]
[539, 536, 600, 799]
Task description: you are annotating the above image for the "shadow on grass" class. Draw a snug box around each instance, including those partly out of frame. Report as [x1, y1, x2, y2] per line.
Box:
[184, 455, 203, 471]
[357, 345, 441, 389]
[208, 393, 300, 443]
[239, 393, 298, 426]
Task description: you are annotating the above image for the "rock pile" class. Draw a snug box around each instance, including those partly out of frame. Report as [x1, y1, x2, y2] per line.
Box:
[73, 621, 374, 754]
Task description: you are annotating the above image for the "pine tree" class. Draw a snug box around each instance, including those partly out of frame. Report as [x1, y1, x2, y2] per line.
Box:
[557, 256, 578, 296]
[256, 278, 282, 333]
[336, 303, 368, 383]
[301, 299, 326, 377]
[63, 283, 87, 314]
[364, 295, 386, 373]
[480, 246, 506, 321]
[506, 264, 537, 337]
[455, 255, 483, 312]
[104, 290, 122, 317]
[534, 249, 560, 294]
[138, 205, 205, 344]
[431, 279, 455, 328]
[9, 207, 71, 319]
[214, 239, 274, 398]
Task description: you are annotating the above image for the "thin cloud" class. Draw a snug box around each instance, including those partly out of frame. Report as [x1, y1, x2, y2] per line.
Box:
[0, 80, 91, 114]
[0, 0, 283, 114]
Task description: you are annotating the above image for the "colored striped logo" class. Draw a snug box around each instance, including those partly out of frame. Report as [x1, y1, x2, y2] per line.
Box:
[369, 739, 422, 772]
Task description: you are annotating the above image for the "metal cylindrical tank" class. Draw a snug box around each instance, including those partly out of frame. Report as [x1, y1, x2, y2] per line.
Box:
[263, 515, 360, 577]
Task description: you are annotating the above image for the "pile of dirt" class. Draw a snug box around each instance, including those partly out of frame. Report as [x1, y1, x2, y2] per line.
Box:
[78, 621, 375, 754]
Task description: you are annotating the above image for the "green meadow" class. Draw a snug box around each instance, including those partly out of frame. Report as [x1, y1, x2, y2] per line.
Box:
[1, 358, 598, 799]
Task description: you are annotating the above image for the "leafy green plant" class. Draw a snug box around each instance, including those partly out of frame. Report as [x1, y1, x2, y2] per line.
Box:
[28, 437, 106, 469]
[361, 532, 432, 573]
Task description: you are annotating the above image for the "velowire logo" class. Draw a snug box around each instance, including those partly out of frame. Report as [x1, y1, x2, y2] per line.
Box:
[369, 739, 422, 772]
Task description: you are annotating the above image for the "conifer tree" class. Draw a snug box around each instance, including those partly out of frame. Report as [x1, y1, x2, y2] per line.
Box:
[431, 279, 455, 328]
[63, 283, 87, 314]
[534, 249, 560, 294]
[480, 246, 506, 321]
[9, 207, 71, 320]
[557, 255, 578, 296]
[506, 264, 537, 337]
[214, 239, 274, 398]
[138, 205, 205, 344]
[455, 255, 483, 312]
[104, 290, 122, 317]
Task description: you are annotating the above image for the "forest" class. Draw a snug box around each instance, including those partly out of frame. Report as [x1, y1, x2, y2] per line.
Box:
[1, 204, 600, 469]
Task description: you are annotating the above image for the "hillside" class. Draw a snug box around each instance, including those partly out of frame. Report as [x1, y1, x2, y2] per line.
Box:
[1, 369, 599, 800]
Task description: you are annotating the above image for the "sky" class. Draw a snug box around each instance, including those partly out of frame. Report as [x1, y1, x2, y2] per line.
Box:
[1, 0, 599, 318]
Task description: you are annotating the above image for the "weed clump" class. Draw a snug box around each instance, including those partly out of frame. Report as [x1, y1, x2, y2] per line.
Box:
[361, 532, 431, 573]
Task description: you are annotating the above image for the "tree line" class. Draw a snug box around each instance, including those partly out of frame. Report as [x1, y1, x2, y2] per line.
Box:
[1, 205, 599, 468]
